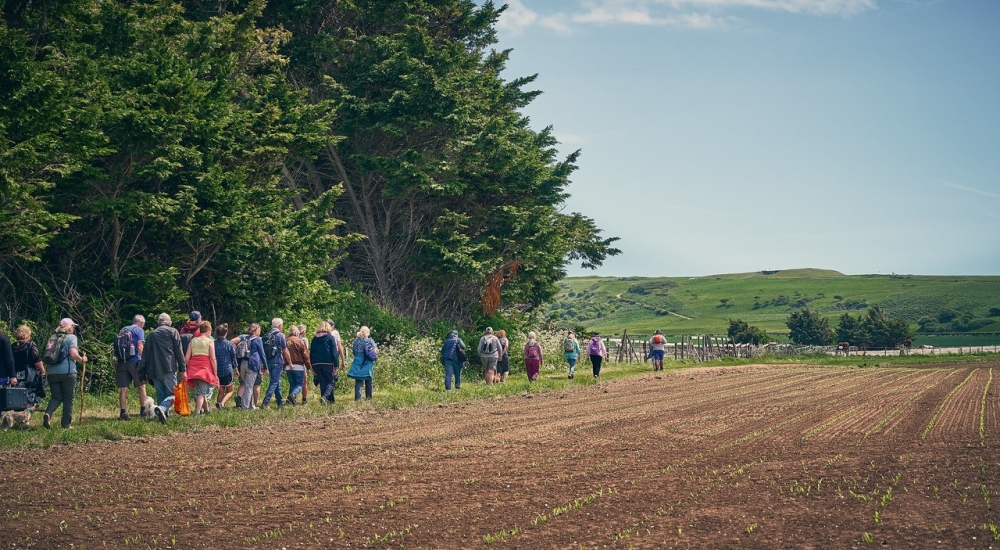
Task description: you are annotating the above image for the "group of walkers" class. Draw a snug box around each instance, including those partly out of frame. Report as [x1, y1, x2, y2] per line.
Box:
[1, 313, 672, 430]
[440, 327, 614, 388]
[0, 312, 380, 429]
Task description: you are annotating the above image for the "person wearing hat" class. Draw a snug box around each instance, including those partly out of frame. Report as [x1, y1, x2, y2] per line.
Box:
[42, 318, 88, 429]
[477, 327, 501, 385]
[648, 329, 667, 372]
[178, 311, 202, 355]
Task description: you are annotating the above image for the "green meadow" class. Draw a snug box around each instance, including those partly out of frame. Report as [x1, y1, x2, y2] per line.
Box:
[548, 268, 1000, 341]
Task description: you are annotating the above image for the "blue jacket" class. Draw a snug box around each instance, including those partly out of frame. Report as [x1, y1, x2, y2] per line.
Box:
[310, 332, 339, 368]
[239, 335, 266, 373]
[440, 331, 466, 363]
[348, 337, 376, 380]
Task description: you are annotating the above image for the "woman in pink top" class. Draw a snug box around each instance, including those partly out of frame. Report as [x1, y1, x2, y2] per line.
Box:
[523, 331, 543, 382]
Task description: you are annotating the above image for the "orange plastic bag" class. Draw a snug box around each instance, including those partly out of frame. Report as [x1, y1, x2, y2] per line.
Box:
[173, 382, 191, 416]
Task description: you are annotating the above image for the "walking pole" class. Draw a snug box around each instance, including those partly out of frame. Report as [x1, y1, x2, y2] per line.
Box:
[78, 352, 87, 424]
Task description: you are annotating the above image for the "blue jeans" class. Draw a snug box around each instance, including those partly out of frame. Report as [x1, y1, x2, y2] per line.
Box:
[443, 360, 462, 390]
[286, 370, 305, 401]
[567, 357, 578, 377]
[262, 363, 283, 406]
[354, 378, 372, 401]
[152, 372, 178, 418]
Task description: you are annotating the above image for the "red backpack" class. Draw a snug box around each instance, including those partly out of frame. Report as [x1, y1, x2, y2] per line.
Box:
[653, 334, 664, 345]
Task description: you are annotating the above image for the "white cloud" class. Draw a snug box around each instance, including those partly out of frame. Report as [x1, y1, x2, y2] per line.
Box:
[495, 0, 538, 33]
[555, 132, 590, 144]
[943, 181, 1000, 200]
[495, 0, 874, 35]
[571, 5, 730, 28]
[655, 0, 876, 16]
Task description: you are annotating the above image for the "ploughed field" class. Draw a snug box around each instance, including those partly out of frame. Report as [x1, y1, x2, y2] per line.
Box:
[4, 363, 1000, 549]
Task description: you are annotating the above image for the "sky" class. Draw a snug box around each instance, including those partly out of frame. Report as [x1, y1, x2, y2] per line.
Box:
[487, 0, 1000, 277]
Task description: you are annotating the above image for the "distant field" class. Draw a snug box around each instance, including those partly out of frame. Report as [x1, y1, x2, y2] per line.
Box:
[548, 268, 1000, 340]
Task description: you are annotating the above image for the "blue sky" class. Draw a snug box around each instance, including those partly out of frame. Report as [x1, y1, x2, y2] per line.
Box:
[489, 0, 1000, 277]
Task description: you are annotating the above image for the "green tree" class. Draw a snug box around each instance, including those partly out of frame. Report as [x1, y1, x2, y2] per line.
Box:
[265, 0, 619, 321]
[836, 307, 912, 349]
[786, 308, 833, 345]
[1, 0, 356, 334]
[728, 319, 769, 345]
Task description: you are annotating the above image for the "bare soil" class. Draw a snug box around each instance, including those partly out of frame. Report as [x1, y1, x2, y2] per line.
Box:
[4, 362, 1000, 549]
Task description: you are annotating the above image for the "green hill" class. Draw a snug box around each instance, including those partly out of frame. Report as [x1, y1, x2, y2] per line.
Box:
[547, 269, 1000, 342]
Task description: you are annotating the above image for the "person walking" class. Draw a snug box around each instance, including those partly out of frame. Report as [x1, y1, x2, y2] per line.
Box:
[496, 329, 510, 383]
[348, 326, 377, 401]
[178, 311, 201, 354]
[285, 326, 311, 406]
[587, 332, 608, 379]
[233, 323, 265, 410]
[214, 324, 237, 409]
[296, 324, 311, 404]
[648, 329, 667, 372]
[185, 321, 218, 414]
[260, 318, 292, 409]
[0, 328, 14, 386]
[139, 314, 186, 423]
[114, 315, 148, 420]
[440, 330, 467, 391]
[0, 327, 19, 428]
[11, 325, 45, 410]
[477, 327, 501, 385]
[562, 331, 581, 379]
[310, 322, 339, 404]
[523, 331, 543, 382]
[41, 318, 87, 429]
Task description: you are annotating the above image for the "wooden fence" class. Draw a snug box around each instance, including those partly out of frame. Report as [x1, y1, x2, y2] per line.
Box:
[599, 333, 1000, 364]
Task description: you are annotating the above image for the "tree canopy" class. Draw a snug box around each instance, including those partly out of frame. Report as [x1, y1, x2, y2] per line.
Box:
[1, 0, 618, 335]
[786, 308, 833, 346]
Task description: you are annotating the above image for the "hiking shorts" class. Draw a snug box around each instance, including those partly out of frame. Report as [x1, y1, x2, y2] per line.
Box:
[651, 350, 665, 361]
[497, 355, 510, 374]
[115, 360, 145, 389]
[481, 356, 498, 372]
[218, 372, 234, 387]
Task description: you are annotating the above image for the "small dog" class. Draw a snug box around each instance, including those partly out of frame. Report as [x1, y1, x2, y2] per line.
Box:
[140, 396, 156, 419]
[1, 410, 32, 430]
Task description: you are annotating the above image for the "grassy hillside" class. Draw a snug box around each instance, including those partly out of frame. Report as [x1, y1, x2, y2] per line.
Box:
[547, 268, 1000, 341]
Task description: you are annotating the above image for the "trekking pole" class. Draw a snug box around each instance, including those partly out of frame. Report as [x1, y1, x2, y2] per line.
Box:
[78, 352, 87, 424]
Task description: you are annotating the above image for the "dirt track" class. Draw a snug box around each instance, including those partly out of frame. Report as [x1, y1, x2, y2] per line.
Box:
[3, 363, 1000, 549]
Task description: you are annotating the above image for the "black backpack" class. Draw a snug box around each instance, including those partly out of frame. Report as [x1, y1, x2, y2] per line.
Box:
[113, 325, 136, 360]
[42, 333, 68, 365]
[262, 329, 279, 359]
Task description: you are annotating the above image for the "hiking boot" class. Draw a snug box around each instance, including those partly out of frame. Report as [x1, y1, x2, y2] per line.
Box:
[43, 413, 51, 429]
[234, 395, 242, 408]
[301, 398, 308, 405]
[215, 402, 222, 410]
[154, 406, 167, 424]
[119, 411, 130, 421]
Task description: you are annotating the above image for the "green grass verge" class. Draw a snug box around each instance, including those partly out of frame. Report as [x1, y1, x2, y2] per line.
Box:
[3, 350, 997, 451]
